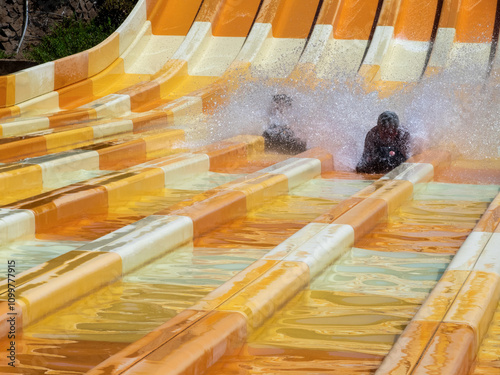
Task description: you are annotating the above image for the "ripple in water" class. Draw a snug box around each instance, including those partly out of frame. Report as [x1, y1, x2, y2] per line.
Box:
[205, 72, 500, 170]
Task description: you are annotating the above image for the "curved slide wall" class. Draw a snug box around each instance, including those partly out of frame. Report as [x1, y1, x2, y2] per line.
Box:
[0, 0, 499, 374]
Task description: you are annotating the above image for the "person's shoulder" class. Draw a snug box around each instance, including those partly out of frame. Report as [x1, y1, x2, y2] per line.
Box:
[366, 126, 378, 138]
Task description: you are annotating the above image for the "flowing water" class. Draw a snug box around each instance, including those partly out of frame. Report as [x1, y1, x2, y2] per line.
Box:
[205, 73, 500, 170]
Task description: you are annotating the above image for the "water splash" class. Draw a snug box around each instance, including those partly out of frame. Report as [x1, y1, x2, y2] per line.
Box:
[205, 72, 500, 170]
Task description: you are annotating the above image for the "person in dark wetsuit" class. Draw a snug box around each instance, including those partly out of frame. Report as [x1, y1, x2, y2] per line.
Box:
[262, 94, 307, 154]
[356, 111, 410, 174]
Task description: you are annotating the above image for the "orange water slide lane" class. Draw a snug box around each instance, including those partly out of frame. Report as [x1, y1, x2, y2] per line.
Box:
[265, 0, 320, 79]
[152, 0, 274, 105]
[0, 137, 263, 240]
[386, 0, 439, 79]
[127, 0, 262, 112]
[357, 0, 402, 81]
[330, 0, 378, 40]
[131, 0, 261, 111]
[0, 128, 186, 205]
[0, 0, 202, 124]
[291, 0, 379, 80]
[375, 193, 500, 375]
[393, 0, 438, 41]
[0, 146, 322, 342]
[455, 0, 497, 43]
[147, 0, 321, 111]
[362, 0, 444, 87]
[424, 0, 498, 76]
[0, 111, 174, 163]
[0, 140, 260, 336]
[146, 0, 202, 35]
[204, 0, 321, 98]
[85, 153, 447, 375]
[271, 0, 320, 38]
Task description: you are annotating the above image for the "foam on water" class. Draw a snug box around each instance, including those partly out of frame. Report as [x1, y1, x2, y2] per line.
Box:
[205, 72, 500, 170]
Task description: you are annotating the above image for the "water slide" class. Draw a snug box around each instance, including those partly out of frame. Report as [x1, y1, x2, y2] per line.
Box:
[0, 0, 499, 373]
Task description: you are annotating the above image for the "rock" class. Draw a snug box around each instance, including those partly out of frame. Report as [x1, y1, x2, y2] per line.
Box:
[69, 0, 79, 10]
[4, 28, 17, 38]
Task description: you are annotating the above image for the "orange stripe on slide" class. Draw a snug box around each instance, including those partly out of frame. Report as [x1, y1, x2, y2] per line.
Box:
[91, 59, 151, 99]
[256, 0, 282, 24]
[48, 109, 93, 128]
[54, 52, 89, 90]
[88, 32, 120, 77]
[8, 185, 108, 232]
[56, 78, 94, 109]
[102, 311, 247, 375]
[0, 75, 15, 107]
[0, 106, 19, 122]
[148, 0, 203, 36]
[97, 139, 147, 170]
[132, 112, 171, 133]
[455, 0, 497, 43]
[333, 198, 388, 242]
[86, 309, 209, 375]
[378, 0, 403, 27]
[413, 322, 477, 374]
[272, 0, 321, 38]
[0, 107, 9, 120]
[176, 191, 247, 238]
[129, 81, 162, 112]
[196, 0, 225, 23]
[212, 0, 262, 37]
[438, 0, 461, 28]
[317, 0, 344, 26]
[393, 0, 438, 41]
[195, 141, 248, 171]
[334, 0, 380, 40]
[0, 137, 47, 163]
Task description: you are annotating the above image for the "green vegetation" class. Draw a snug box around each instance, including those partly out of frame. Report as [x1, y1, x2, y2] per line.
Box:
[25, 18, 112, 63]
[26, 0, 138, 63]
[94, 0, 138, 28]
[0, 50, 14, 59]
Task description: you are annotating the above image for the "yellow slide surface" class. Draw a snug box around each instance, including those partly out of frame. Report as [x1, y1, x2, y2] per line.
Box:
[0, 0, 499, 374]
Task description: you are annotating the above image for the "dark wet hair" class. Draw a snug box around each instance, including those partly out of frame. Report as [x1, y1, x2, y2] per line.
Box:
[377, 111, 399, 129]
[272, 94, 292, 106]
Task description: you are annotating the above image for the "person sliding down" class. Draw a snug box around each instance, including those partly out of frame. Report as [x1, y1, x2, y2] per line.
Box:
[356, 111, 410, 174]
[262, 94, 307, 154]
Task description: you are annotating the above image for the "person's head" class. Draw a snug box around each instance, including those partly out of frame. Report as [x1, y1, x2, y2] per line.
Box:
[270, 94, 292, 115]
[377, 111, 400, 139]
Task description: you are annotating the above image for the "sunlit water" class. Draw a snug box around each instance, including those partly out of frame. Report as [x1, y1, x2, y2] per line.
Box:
[4, 67, 499, 374]
[0, 239, 87, 277]
[211, 182, 496, 372]
[5, 178, 496, 372]
[474, 299, 500, 373]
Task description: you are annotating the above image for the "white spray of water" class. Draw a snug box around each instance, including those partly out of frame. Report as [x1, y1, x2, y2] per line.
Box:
[205, 71, 500, 171]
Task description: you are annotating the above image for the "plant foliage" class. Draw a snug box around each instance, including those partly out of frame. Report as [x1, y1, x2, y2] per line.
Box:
[26, 0, 138, 63]
[0, 50, 14, 59]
